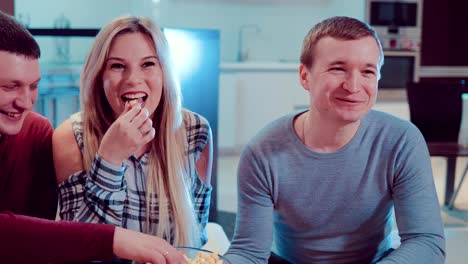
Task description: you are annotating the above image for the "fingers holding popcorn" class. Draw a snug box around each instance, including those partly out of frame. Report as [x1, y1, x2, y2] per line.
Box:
[97, 100, 155, 165]
[128, 98, 139, 107]
[138, 116, 154, 135]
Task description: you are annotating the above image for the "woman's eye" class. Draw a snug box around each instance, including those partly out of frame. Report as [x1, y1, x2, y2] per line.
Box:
[142, 61, 156, 68]
[110, 63, 125, 70]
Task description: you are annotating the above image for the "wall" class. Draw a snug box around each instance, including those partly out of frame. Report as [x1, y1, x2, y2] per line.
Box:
[15, 0, 134, 27]
[16, 0, 369, 151]
[0, 0, 14, 15]
[16, 0, 366, 63]
[154, 0, 366, 62]
[418, 0, 468, 78]
[15, 0, 136, 63]
[421, 0, 468, 67]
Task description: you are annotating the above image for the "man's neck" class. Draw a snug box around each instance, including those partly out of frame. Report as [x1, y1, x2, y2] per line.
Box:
[298, 110, 360, 153]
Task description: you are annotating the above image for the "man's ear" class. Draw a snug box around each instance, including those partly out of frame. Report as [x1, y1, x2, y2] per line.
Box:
[299, 64, 311, 91]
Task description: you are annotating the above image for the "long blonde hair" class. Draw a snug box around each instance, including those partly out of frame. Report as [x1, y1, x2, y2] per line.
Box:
[80, 15, 200, 247]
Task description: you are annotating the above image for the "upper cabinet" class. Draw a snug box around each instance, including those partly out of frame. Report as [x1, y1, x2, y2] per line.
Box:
[170, 0, 327, 3]
[421, 0, 468, 66]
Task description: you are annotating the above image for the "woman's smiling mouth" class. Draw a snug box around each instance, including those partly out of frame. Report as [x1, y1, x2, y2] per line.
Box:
[121, 92, 148, 104]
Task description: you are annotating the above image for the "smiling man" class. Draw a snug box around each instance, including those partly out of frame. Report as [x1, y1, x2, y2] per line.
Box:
[0, 11, 57, 220]
[224, 16, 445, 264]
[0, 11, 188, 264]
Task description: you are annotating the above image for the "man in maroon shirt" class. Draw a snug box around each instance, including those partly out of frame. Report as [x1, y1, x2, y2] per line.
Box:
[0, 11, 186, 264]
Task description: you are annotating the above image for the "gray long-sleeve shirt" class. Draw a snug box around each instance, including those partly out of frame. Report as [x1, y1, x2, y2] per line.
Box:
[224, 110, 445, 264]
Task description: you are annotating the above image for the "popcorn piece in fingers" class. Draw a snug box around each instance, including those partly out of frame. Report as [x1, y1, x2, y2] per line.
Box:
[128, 99, 138, 107]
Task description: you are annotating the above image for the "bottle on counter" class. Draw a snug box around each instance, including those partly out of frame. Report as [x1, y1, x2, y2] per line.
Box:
[458, 80, 468, 147]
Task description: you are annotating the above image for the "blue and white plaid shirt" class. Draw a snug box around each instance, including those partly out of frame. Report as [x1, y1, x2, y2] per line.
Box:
[58, 110, 212, 245]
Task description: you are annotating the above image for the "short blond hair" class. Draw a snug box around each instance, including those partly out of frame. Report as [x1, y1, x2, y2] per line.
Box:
[300, 16, 384, 69]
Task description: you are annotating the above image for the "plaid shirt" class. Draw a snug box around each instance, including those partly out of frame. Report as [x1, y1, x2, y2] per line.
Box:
[58, 110, 212, 245]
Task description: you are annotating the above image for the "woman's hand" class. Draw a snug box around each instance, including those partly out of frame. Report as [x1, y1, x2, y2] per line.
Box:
[113, 227, 187, 264]
[98, 102, 155, 166]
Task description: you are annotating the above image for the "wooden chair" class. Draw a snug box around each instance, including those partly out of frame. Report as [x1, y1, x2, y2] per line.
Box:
[406, 81, 463, 143]
[406, 81, 467, 208]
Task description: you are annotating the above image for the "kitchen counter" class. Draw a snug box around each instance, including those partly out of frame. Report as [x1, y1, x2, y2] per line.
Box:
[220, 61, 407, 101]
[220, 61, 299, 72]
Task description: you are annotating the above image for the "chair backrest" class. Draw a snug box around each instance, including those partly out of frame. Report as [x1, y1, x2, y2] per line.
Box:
[406, 81, 464, 142]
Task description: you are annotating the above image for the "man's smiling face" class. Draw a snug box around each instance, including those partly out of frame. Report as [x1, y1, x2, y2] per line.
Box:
[0, 50, 40, 136]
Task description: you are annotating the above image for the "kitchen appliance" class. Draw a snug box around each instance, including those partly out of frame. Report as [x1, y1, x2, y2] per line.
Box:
[366, 0, 423, 91]
[379, 51, 420, 90]
[366, 0, 422, 51]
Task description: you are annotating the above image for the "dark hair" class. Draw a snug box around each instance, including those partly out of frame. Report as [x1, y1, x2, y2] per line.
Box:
[0, 11, 40, 58]
[300, 16, 383, 68]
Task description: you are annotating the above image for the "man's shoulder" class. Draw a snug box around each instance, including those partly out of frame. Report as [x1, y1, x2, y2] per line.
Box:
[19, 112, 53, 140]
[365, 110, 423, 143]
[367, 110, 416, 131]
[245, 112, 297, 152]
[10, 112, 54, 151]
[24, 111, 53, 130]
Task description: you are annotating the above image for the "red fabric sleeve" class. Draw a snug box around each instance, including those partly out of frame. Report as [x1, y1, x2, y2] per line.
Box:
[0, 212, 115, 263]
[28, 114, 58, 219]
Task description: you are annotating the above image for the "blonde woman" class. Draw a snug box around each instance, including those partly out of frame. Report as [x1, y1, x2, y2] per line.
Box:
[53, 16, 213, 261]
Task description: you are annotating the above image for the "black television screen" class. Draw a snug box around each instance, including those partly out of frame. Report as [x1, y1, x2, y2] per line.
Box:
[370, 2, 417, 27]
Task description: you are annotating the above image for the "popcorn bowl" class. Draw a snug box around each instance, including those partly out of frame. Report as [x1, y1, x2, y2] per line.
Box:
[177, 246, 231, 264]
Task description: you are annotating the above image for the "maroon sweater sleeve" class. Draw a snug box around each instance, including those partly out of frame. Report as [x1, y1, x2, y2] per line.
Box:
[0, 212, 115, 263]
[27, 113, 58, 219]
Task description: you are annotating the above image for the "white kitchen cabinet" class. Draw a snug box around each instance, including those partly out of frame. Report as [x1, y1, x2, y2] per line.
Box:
[237, 71, 301, 146]
[219, 63, 307, 150]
